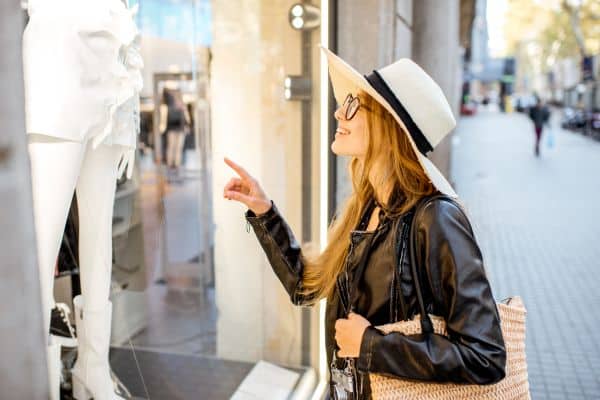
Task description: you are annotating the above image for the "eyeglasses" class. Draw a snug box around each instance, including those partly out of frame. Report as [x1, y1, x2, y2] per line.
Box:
[340, 93, 362, 120]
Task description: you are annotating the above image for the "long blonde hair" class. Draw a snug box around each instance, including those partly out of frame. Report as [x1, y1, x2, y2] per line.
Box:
[299, 91, 437, 302]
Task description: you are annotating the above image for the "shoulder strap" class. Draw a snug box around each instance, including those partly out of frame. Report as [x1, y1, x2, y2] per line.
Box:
[408, 194, 455, 333]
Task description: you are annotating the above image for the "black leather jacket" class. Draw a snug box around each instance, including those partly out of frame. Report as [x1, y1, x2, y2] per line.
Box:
[245, 194, 506, 399]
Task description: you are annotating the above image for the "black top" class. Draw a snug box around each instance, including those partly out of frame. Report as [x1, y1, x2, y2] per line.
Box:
[166, 106, 186, 131]
[528, 104, 550, 129]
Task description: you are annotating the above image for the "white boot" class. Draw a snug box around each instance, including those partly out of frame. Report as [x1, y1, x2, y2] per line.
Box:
[47, 339, 61, 400]
[71, 295, 126, 400]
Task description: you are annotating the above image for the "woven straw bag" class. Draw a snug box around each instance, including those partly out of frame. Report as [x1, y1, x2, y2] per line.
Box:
[369, 196, 531, 399]
[370, 296, 530, 399]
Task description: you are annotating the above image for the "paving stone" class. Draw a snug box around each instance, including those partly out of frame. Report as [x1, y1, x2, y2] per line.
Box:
[452, 110, 600, 400]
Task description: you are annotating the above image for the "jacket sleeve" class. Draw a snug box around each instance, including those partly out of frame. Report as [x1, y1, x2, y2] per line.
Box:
[356, 199, 506, 384]
[245, 201, 315, 307]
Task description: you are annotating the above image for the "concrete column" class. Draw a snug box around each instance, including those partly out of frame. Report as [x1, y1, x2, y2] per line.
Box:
[0, 3, 49, 398]
[335, 0, 401, 206]
[211, 0, 310, 366]
[395, 0, 413, 59]
[336, 0, 397, 77]
[412, 0, 461, 181]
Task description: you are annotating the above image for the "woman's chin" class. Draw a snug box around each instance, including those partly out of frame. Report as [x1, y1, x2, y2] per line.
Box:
[331, 138, 360, 157]
[331, 140, 343, 155]
[331, 144, 351, 157]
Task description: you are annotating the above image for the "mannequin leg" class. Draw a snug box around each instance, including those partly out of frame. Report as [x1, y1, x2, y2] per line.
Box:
[75, 142, 121, 309]
[27, 134, 87, 334]
[72, 141, 123, 400]
[27, 134, 87, 400]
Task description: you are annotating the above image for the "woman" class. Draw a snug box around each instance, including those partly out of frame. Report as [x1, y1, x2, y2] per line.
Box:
[160, 89, 190, 170]
[223, 48, 506, 399]
[528, 95, 550, 157]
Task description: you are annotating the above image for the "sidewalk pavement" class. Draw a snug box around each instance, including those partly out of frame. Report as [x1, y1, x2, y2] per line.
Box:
[451, 110, 600, 400]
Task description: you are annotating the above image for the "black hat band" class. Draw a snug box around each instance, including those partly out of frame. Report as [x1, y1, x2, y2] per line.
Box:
[365, 70, 433, 155]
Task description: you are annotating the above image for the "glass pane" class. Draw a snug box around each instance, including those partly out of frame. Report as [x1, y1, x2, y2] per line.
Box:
[109, 1, 322, 398]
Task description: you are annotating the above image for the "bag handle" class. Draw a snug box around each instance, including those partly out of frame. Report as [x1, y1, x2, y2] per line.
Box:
[391, 217, 409, 322]
[407, 194, 452, 334]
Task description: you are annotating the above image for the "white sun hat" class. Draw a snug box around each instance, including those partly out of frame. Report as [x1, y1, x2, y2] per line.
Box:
[321, 46, 458, 198]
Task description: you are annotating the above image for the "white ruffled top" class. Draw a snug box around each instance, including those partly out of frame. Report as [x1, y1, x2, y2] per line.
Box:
[23, 0, 144, 151]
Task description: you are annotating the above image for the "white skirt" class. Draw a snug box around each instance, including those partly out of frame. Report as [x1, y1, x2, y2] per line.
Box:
[22, 0, 143, 150]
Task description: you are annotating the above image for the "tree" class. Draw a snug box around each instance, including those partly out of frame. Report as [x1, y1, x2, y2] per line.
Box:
[560, 0, 599, 57]
[504, 0, 599, 63]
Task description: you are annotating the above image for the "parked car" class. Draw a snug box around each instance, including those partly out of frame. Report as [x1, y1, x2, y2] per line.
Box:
[590, 111, 600, 140]
[460, 101, 477, 116]
[561, 108, 600, 141]
[561, 108, 587, 130]
[513, 94, 537, 113]
[591, 112, 600, 130]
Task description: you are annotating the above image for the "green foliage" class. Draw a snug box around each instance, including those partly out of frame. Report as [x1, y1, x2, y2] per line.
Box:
[504, 0, 599, 63]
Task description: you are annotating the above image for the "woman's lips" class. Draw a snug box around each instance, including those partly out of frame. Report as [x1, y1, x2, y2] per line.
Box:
[336, 127, 350, 135]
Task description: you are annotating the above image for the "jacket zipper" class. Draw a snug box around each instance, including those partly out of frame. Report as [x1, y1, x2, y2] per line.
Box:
[398, 220, 409, 315]
[336, 239, 355, 314]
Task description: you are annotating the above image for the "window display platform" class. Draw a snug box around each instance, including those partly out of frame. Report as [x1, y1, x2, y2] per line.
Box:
[109, 347, 308, 399]
[110, 347, 253, 399]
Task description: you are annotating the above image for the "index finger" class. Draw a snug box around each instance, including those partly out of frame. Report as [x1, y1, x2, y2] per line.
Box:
[224, 157, 252, 180]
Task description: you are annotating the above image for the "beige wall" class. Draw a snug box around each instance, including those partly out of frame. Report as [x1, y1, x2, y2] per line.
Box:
[211, 0, 320, 367]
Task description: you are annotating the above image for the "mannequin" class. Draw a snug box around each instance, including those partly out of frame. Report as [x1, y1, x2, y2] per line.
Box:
[28, 136, 125, 398]
[22, 0, 142, 399]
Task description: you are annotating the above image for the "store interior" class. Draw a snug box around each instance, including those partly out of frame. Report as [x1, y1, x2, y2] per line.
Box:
[32, 0, 324, 398]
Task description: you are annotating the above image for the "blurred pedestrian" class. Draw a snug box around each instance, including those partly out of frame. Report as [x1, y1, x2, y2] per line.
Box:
[528, 95, 550, 157]
[223, 47, 506, 399]
[160, 89, 190, 171]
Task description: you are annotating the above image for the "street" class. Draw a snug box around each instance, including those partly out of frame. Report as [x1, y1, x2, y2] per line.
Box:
[452, 109, 600, 399]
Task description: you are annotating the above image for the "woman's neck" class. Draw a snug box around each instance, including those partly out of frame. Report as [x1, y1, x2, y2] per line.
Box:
[372, 179, 394, 207]
[369, 172, 394, 206]
[357, 157, 395, 207]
